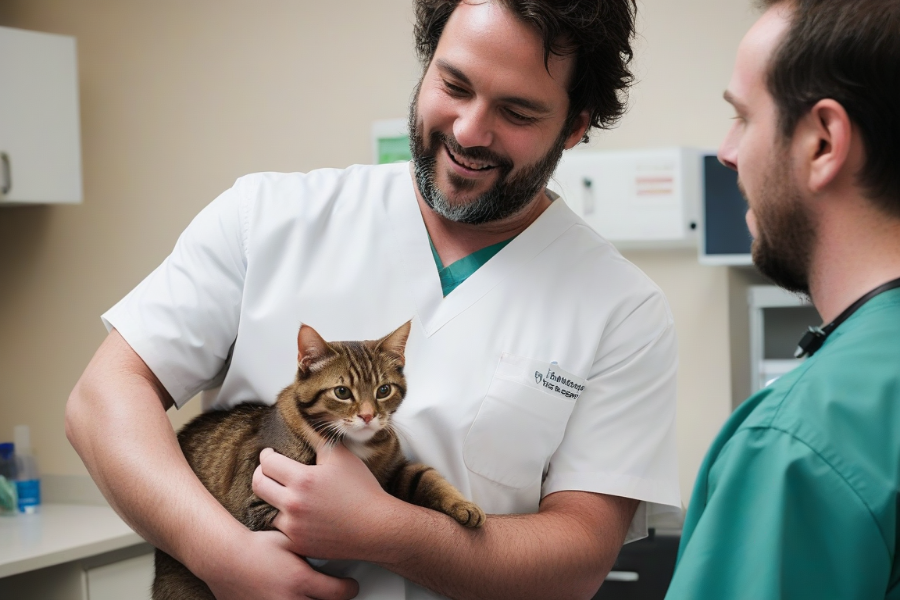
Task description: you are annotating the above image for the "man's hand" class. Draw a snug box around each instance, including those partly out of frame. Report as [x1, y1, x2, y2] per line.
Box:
[203, 528, 359, 600]
[252, 442, 637, 600]
[252, 444, 401, 561]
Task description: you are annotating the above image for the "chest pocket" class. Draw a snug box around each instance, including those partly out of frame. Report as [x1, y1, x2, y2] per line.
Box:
[463, 353, 582, 489]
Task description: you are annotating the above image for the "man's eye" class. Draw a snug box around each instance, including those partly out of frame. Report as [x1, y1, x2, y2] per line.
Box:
[504, 108, 536, 124]
[334, 386, 352, 400]
[443, 81, 468, 96]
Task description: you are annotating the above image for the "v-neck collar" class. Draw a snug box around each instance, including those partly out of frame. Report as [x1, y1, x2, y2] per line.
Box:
[389, 167, 579, 337]
[429, 235, 517, 297]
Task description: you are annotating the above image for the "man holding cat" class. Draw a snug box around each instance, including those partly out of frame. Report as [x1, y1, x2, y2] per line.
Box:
[67, 1, 681, 599]
[666, 0, 900, 598]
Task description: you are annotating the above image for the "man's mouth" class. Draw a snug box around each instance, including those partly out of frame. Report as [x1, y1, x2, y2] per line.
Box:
[445, 144, 497, 172]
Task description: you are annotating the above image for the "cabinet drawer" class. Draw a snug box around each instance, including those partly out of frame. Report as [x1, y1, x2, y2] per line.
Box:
[86, 551, 154, 600]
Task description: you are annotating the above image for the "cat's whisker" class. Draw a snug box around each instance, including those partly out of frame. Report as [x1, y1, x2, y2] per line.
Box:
[319, 421, 345, 447]
[310, 417, 339, 438]
[389, 420, 416, 447]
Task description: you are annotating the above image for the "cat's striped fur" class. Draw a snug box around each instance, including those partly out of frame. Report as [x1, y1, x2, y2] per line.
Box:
[152, 322, 484, 600]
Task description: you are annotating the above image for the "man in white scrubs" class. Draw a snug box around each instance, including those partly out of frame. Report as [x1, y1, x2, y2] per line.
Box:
[67, 1, 681, 599]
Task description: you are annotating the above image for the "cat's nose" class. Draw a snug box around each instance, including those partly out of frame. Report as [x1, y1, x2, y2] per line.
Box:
[360, 414, 374, 424]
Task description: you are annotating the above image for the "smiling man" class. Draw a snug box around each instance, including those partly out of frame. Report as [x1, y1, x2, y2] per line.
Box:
[67, 1, 681, 599]
[666, 1, 900, 598]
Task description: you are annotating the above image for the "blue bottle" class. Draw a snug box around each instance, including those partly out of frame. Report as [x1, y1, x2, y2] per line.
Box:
[13, 426, 40, 514]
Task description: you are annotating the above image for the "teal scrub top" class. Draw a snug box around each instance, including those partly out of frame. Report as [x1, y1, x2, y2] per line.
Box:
[429, 236, 515, 296]
[667, 288, 900, 600]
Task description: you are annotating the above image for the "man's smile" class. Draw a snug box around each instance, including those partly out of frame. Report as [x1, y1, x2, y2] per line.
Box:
[444, 143, 498, 172]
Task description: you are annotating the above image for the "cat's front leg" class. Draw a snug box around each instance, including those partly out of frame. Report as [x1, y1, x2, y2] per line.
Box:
[390, 462, 486, 528]
[243, 493, 279, 531]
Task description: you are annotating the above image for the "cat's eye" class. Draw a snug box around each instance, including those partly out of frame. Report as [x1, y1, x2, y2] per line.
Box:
[334, 386, 352, 400]
[376, 384, 392, 399]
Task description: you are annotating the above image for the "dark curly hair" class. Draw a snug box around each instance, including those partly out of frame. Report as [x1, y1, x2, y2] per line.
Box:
[413, 0, 638, 142]
[759, 0, 900, 216]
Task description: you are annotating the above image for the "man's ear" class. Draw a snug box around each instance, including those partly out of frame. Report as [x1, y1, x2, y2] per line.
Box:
[793, 99, 853, 194]
[564, 110, 590, 150]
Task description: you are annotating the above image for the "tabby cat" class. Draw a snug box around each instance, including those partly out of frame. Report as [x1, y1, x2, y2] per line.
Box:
[152, 321, 485, 600]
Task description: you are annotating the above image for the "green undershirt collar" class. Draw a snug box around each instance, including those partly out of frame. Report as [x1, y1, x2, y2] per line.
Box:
[429, 235, 516, 296]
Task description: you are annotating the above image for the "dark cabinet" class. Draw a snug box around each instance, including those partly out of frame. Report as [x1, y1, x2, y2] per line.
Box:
[592, 530, 680, 600]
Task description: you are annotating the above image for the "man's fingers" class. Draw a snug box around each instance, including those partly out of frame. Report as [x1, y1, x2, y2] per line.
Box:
[252, 463, 287, 505]
[258, 447, 308, 485]
[315, 442, 358, 466]
[304, 570, 360, 600]
[315, 443, 336, 465]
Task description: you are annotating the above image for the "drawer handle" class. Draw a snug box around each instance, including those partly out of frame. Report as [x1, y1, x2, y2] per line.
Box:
[1, 152, 10, 195]
[605, 570, 639, 582]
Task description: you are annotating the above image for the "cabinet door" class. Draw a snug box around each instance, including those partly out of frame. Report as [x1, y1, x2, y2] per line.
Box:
[0, 561, 87, 600]
[86, 552, 154, 600]
[0, 25, 82, 204]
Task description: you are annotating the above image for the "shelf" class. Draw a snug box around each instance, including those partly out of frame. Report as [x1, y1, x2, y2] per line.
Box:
[0, 504, 143, 578]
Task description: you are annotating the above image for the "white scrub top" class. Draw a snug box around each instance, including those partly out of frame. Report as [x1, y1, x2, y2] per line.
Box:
[103, 162, 681, 600]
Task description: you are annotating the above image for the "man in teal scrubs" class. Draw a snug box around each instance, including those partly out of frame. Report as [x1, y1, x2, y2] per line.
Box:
[667, 0, 900, 598]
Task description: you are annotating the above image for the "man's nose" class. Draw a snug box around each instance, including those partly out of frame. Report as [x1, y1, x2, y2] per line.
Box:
[453, 102, 494, 149]
[718, 126, 739, 172]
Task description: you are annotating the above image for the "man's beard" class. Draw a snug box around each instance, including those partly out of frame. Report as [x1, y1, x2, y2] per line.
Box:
[408, 94, 570, 225]
[744, 149, 815, 297]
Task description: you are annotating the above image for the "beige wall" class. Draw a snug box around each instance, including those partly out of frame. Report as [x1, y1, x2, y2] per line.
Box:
[0, 0, 759, 507]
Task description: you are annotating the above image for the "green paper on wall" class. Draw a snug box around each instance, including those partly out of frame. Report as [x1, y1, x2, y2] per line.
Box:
[377, 135, 411, 164]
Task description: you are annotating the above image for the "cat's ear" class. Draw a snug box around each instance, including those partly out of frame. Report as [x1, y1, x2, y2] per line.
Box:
[297, 324, 334, 375]
[376, 320, 412, 365]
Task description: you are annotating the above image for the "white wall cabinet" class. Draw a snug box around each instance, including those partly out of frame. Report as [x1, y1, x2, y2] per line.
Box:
[0, 25, 82, 205]
[548, 147, 702, 249]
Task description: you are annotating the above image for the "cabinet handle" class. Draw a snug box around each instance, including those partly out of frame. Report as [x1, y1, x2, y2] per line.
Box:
[0, 152, 10, 195]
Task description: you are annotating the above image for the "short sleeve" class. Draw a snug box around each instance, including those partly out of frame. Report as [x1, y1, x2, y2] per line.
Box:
[102, 179, 250, 407]
[542, 288, 681, 541]
[666, 427, 891, 600]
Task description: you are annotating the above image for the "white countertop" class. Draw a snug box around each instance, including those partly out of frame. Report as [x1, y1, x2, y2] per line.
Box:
[0, 504, 145, 578]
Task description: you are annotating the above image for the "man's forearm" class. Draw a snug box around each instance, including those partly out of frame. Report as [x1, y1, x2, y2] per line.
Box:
[65, 331, 245, 581]
[370, 491, 636, 600]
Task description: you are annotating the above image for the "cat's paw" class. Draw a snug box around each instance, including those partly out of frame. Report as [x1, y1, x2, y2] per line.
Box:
[449, 501, 486, 528]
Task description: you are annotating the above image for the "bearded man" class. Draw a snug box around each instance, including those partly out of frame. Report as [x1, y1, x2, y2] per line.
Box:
[667, 1, 900, 598]
[67, 1, 682, 599]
